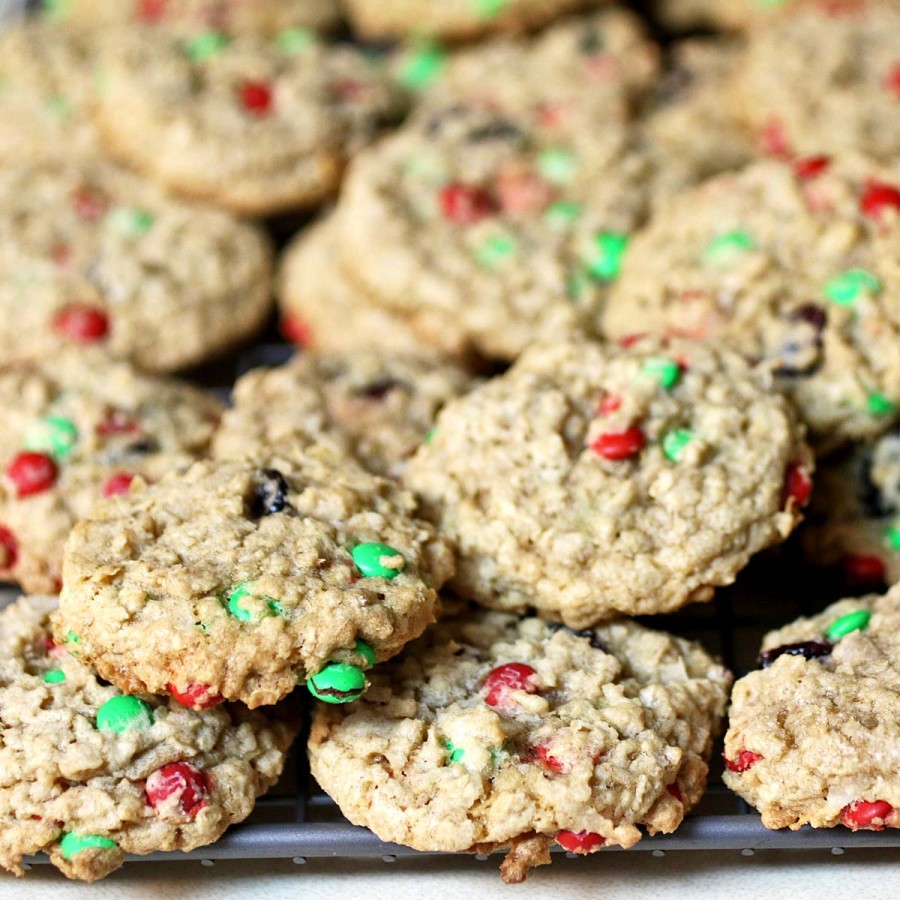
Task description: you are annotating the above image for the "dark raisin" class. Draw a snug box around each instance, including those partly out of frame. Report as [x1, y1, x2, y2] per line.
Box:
[247, 469, 289, 518]
[355, 377, 407, 400]
[123, 437, 160, 455]
[858, 446, 890, 518]
[792, 303, 827, 331]
[757, 639, 832, 668]
[549, 623, 607, 652]
[579, 29, 604, 55]
[468, 119, 523, 142]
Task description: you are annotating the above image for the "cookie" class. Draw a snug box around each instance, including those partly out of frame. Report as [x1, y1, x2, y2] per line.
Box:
[0, 351, 222, 595]
[213, 349, 476, 478]
[52, 0, 342, 33]
[723, 584, 900, 831]
[802, 428, 900, 588]
[0, 594, 296, 883]
[730, 3, 900, 165]
[604, 156, 900, 452]
[0, 18, 98, 166]
[278, 217, 469, 360]
[56, 451, 455, 708]
[345, 0, 614, 41]
[309, 609, 731, 883]
[94, 26, 407, 216]
[653, 0, 801, 31]
[0, 160, 273, 372]
[405, 337, 812, 627]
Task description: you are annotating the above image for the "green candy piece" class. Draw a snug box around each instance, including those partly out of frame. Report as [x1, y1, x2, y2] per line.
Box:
[704, 230, 755, 266]
[96, 696, 154, 734]
[566, 270, 590, 304]
[46, 94, 74, 120]
[537, 148, 577, 185]
[887, 524, 900, 552]
[867, 393, 896, 418]
[42, 0, 73, 20]
[423, 426, 437, 445]
[107, 207, 155, 237]
[66, 630, 80, 656]
[43, 669, 66, 684]
[823, 269, 882, 306]
[544, 200, 582, 227]
[354, 640, 377, 667]
[307, 663, 367, 704]
[352, 542, 406, 579]
[443, 739, 465, 764]
[588, 232, 629, 282]
[25, 415, 78, 460]
[476, 234, 518, 268]
[663, 429, 694, 462]
[398, 44, 446, 90]
[643, 358, 681, 390]
[185, 32, 230, 61]
[277, 27, 314, 55]
[225, 583, 280, 622]
[472, 0, 508, 19]
[825, 609, 872, 641]
[59, 832, 117, 859]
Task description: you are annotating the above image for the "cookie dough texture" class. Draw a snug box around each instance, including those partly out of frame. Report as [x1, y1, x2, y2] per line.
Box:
[58, 0, 342, 33]
[94, 27, 407, 215]
[0, 161, 273, 372]
[278, 217, 463, 359]
[0, 352, 222, 594]
[802, 428, 900, 584]
[724, 585, 900, 831]
[406, 338, 811, 627]
[605, 156, 900, 452]
[0, 595, 296, 883]
[345, 0, 613, 40]
[213, 349, 475, 478]
[310, 610, 731, 882]
[0, 19, 99, 165]
[730, 3, 900, 166]
[57, 453, 455, 708]
[653, 0, 800, 31]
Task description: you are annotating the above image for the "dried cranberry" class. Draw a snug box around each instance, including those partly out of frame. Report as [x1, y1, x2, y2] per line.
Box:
[758, 640, 832, 668]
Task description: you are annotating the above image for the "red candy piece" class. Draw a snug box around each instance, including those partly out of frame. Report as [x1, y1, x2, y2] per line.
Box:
[280, 314, 314, 347]
[591, 427, 645, 461]
[53, 304, 110, 344]
[71, 186, 110, 222]
[842, 554, 886, 586]
[496, 169, 555, 217]
[96, 412, 140, 437]
[785, 462, 812, 508]
[482, 663, 538, 709]
[439, 183, 495, 225]
[136, 0, 167, 20]
[0, 526, 17, 572]
[861, 180, 900, 219]
[724, 750, 763, 773]
[146, 762, 209, 819]
[616, 333, 646, 349]
[667, 784, 684, 803]
[556, 830, 606, 854]
[536, 742, 568, 774]
[794, 156, 830, 180]
[761, 119, 791, 158]
[886, 63, 900, 99]
[840, 800, 894, 831]
[240, 81, 274, 116]
[598, 393, 622, 415]
[168, 682, 225, 710]
[102, 472, 136, 498]
[6, 453, 57, 498]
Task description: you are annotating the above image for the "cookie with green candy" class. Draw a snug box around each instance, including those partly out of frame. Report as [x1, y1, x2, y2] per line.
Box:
[724, 582, 900, 832]
[405, 335, 812, 626]
[345, 0, 613, 41]
[94, 23, 407, 215]
[0, 594, 296, 883]
[309, 608, 731, 883]
[605, 155, 900, 453]
[213, 345, 476, 478]
[0, 350, 222, 595]
[56, 451, 455, 708]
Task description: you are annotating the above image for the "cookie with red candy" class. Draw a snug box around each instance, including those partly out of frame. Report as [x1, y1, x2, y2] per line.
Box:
[0, 350, 222, 594]
[0, 160, 273, 372]
[309, 609, 731, 883]
[724, 583, 900, 832]
[0, 594, 296, 883]
[405, 336, 812, 627]
[604, 155, 900, 453]
[93, 24, 407, 215]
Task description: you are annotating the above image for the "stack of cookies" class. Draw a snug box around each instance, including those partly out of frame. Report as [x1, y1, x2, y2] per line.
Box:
[1, 0, 899, 885]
